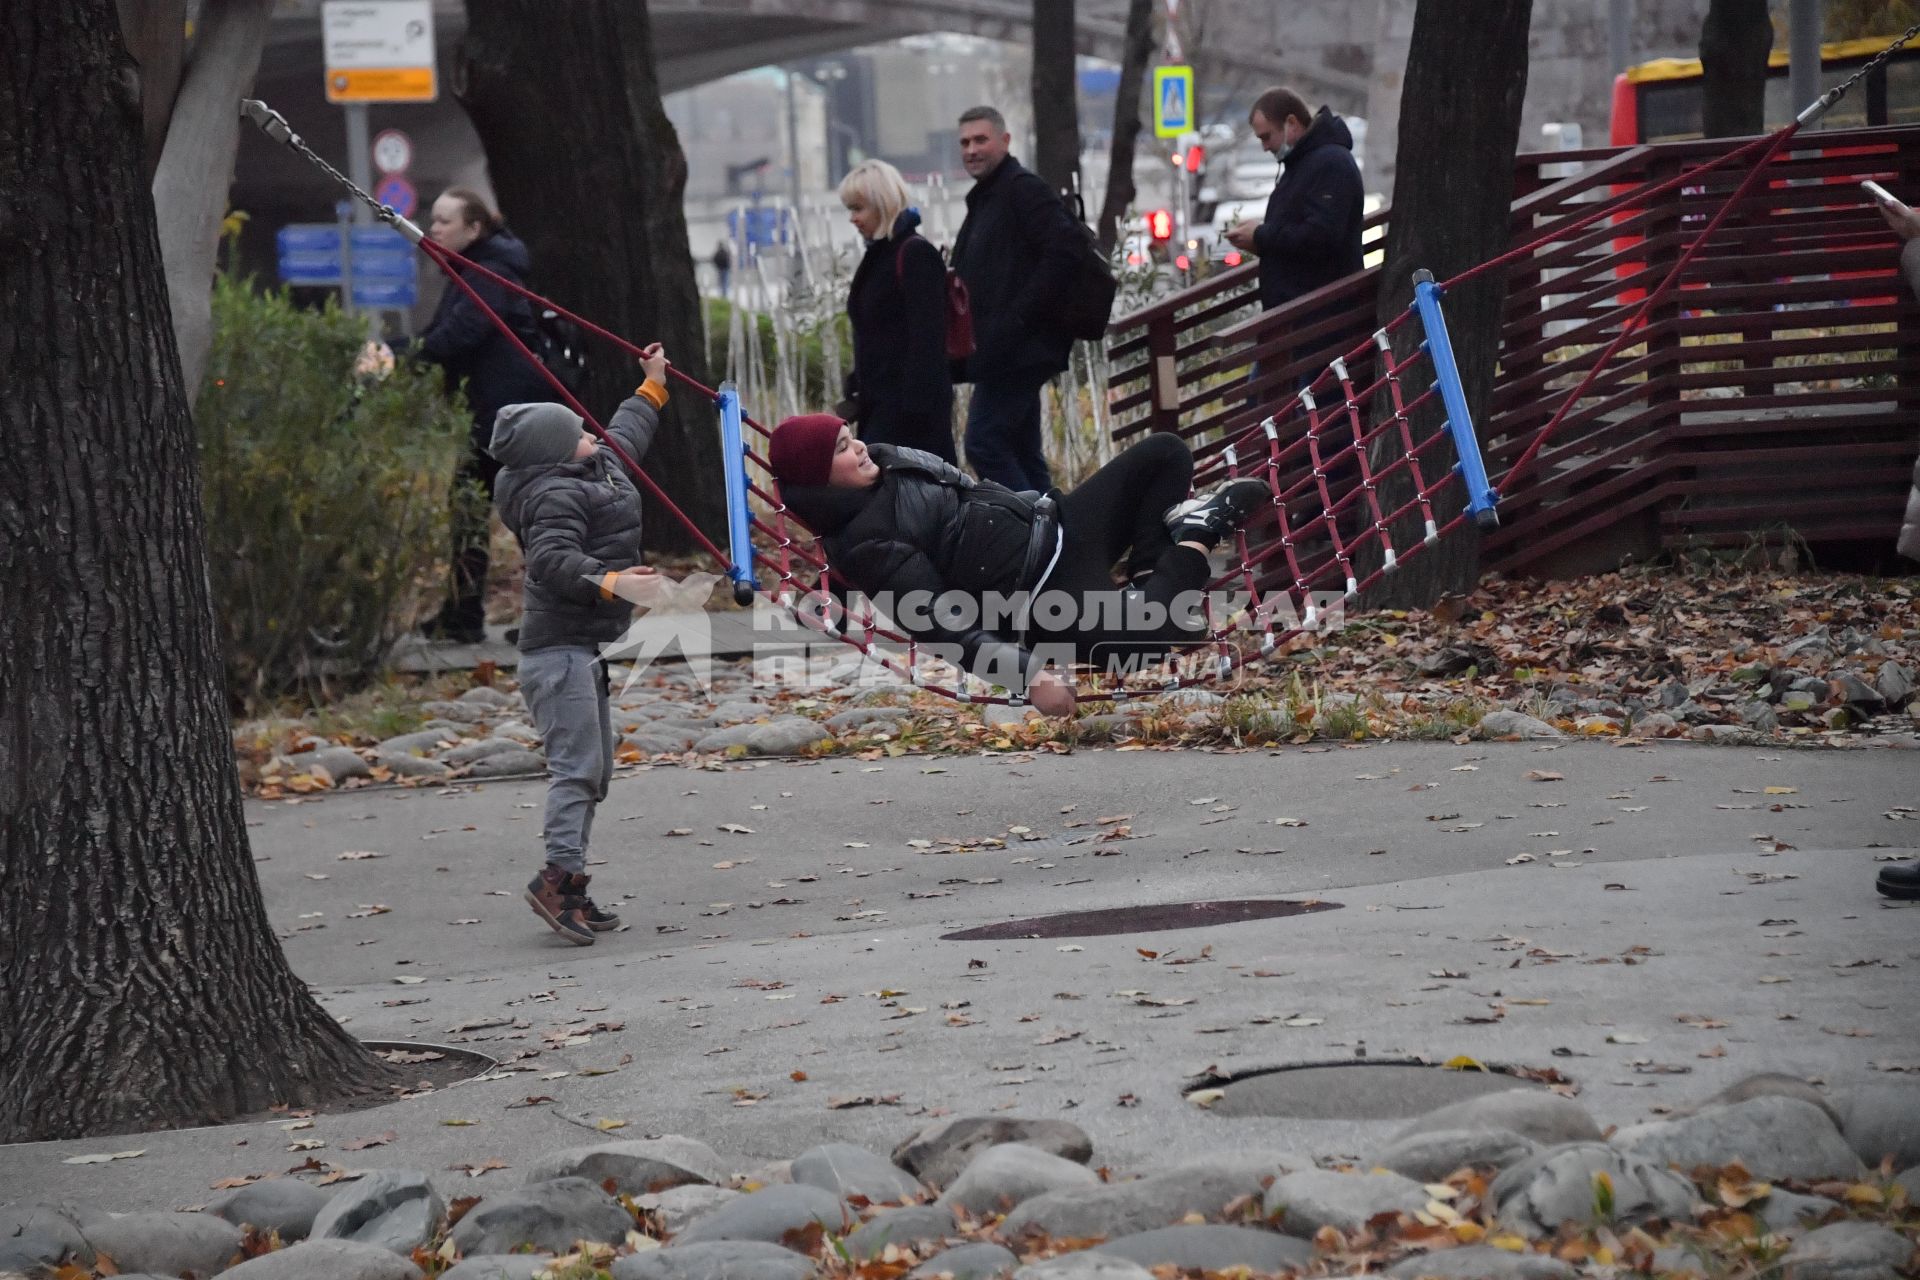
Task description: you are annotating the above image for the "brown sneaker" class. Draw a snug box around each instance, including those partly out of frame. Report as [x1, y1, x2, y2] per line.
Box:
[525, 865, 595, 945]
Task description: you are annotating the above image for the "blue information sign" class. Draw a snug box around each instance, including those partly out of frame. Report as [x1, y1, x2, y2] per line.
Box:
[276, 223, 418, 307]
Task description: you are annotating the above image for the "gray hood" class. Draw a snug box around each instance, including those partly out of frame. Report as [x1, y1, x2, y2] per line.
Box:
[489, 402, 583, 468]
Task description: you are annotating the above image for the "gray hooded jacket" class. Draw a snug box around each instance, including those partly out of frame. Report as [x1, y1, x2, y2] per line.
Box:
[491, 392, 662, 652]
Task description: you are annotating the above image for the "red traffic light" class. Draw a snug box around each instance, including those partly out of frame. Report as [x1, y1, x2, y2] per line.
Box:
[1223, 250, 1242, 267]
[1174, 253, 1191, 271]
[1146, 209, 1173, 241]
[1185, 145, 1205, 173]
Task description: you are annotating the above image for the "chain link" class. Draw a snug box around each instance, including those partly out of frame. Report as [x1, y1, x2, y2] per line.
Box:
[1801, 21, 1920, 123]
[240, 100, 419, 239]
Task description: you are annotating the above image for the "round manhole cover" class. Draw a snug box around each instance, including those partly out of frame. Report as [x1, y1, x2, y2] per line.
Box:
[941, 897, 1341, 941]
[1192, 1061, 1556, 1120]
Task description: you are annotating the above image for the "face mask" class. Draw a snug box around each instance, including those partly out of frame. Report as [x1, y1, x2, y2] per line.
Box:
[1275, 141, 1293, 162]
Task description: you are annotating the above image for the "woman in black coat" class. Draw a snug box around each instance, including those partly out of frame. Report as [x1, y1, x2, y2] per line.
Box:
[400, 187, 552, 643]
[838, 160, 957, 464]
[768, 414, 1268, 717]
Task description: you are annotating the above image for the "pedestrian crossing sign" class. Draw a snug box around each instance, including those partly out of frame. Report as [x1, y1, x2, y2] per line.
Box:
[1153, 65, 1194, 138]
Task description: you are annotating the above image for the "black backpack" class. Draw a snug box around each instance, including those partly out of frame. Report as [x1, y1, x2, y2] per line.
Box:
[1046, 188, 1118, 342]
[531, 308, 590, 398]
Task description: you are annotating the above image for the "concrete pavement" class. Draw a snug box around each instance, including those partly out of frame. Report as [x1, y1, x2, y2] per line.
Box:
[3, 737, 1915, 1210]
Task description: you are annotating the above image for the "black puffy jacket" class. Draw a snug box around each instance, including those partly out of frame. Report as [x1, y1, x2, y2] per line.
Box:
[412, 229, 552, 430]
[780, 445, 1060, 687]
[493, 392, 662, 652]
[1252, 107, 1366, 312]
[951, 155, 1078, 382]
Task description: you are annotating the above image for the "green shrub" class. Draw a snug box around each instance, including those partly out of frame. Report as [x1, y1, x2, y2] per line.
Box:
[197, 270, 470, 711]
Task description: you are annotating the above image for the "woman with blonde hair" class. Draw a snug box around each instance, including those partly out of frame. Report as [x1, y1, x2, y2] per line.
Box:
[838, 159, 956, 463]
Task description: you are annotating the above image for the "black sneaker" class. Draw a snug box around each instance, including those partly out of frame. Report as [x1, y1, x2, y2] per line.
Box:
[1876, 859, 1920, 900]
[1165, 479, 1271, 549]
[525, 865, 595, 945]
[580, 895, 621, 931]
[420, 606, 485, 646]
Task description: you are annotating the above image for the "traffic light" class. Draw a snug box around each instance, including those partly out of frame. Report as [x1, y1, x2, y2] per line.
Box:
[1184, 144, 1205, 173]
[1147, 208, 1173, 242]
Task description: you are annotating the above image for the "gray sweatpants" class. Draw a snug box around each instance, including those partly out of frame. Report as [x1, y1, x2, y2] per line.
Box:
[519, 645, 613, 874]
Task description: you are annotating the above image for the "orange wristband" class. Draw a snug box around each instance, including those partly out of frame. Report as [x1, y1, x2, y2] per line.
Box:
[600, 572, 619, 600]
[636, 378, 668, 409]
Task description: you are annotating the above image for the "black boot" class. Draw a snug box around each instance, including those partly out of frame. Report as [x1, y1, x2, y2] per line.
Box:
[1164, 479, 1271, 549]
[1876, 860, 1920, 900]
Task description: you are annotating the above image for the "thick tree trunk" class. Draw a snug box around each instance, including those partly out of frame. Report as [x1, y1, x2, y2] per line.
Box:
[1361, 0, 1531, 611]
[1700, 0, 1774, 137]
[0, 0, 395, 1144]
[461, 0, 725, 555]
[114, 0, 186, 183]
[1031, 0, 1082, 197]
[1097, 0, 1156, 254]
[152, 0, 270, 405]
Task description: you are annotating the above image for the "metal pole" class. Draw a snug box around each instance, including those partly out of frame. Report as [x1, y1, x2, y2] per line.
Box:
[343, 101, 377, 335]
[784, 68, 803, 215]
[1608, 0, 1632, 74]
[1790, 0, 1823, 123]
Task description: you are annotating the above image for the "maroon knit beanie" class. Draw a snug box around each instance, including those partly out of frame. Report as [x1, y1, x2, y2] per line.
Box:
[769, 414, 845, 488]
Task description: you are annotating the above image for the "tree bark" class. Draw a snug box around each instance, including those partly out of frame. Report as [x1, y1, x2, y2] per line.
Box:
[1700, 0, 1774, 138]
[114, 0, 185, 184]
[152, 0, 270, 405]
[1361, 0, 1532, 611]
[0, 0, 395, 1143]
[1031, 0, 1082, 198]
[460, 0, 725, 555]
[1097, 0, 1156, 254]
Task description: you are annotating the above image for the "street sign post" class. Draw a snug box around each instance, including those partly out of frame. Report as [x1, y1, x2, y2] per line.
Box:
[374, 173, 418, 218]
[322, 2, 436, 103]
[275, 223, 418, 310]
[1153, 64, 1194, 139]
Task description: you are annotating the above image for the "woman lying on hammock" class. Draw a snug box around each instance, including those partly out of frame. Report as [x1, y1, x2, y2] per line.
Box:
[767, 413, 1268, 717]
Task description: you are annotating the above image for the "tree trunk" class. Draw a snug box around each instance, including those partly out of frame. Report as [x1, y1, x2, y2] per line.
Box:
[152, 0, 270, 405]
[0, 0, 394, 1144]
[1361, 0, 1532, 611]
[1097, 0, 1156, 254]
[1700, 0, 1774, 138]
[1031, 0, 1081, 198]
[461, 0, 725, 555]
[114, 0, 185, 183]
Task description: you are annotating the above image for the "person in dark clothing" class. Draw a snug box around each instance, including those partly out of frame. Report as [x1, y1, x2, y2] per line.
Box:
[399, 187, 552, 644]
[768, 414, 1268, 718]
[950, 105, 1081, 493]
[839, 159, 956, 463]
[712, 241, 732, 296]
[1226, 88, 1366, 316]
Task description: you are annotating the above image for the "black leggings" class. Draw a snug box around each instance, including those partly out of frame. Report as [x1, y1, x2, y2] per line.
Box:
[1029, 433, 1212, 664]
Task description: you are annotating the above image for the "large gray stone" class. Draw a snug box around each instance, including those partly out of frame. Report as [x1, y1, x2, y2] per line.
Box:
[83, 1212, 242, 1278]
[305, 746, 372, 783]
[463, 748, 545, 778]
[626, 729, 699, 755]
[440, 1258, 549, 1280]
[522, 1137, 729, 1196]
[1491, 1142, 1695, 1238]
[1000, 1165, 1271, 1241]
[693, 725, 758, 753]
[612, 1241, 821, 1280]
[420, 699, 488, 723]
[826, 707, 912, 732]
[379, 753, 452, 779]
[938, 1144, 1100, 1218]
[1895, 1165, 1920, 1203]
[208, 1179, 332, 1241]
[1094, 1224, 1312, 1273]
[1674, 1072, 1842, 1129]
[375, 728, 460, 757]
[745, 717, 833, 755]
[1836, 1085, 1920, 1171]
[0, 1200, 95, 1273]
[1262, 1169, 1429, 1237]
[442, 736, 533, 766]
[894, 1118, 1094, 1192]
[1780, 1222, 1916, 1280]
[845, 1204, 958, 1260]
[1372, 1128, 1540, 1182]
[1614, 1096, 1865, 1182]
[907, 1241, 1019, 1279]
[1757, 1191, 1842, 1237]
[1386, 1246, 1577, 1279]
[307, 1169, 444, 1253]
[1011, 1256, 1155, 1280]
[447, 1177, 633, 1254]
[1210, 1064, 1535, 1121]
[670, 1183, 852, 1249]
[710, 701, 775, 725]
[791, 1143, 924, 1205]
[457, 686, 514, 709]
[219, 1239, 424, 1280]
[635, 1185, 740, 1237]
[1388, 1088, 1602, 1147]
[1478, 711, 1563, 739]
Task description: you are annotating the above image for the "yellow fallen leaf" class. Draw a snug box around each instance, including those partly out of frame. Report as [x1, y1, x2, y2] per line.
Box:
[595, 1118, 628, 1131]
[1187, 1088, 1225, 1109]
[1763, 786, 1797, 795]
[1844, 1183, 1884, 1205]
[1451, 1221, 1487, 1244]
[1445, 1055, 1488, 1071]
[1489, 1232, 1528, 1252]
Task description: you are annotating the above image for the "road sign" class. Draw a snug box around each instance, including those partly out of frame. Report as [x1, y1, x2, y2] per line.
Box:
[1153, 65, 1194, 138]
[351, 278, 418, 309]
[374, 174, 417, 218]
[372, 128, 413, 174]
[276, 224, 418, 303]
[323, 1, 436, 103]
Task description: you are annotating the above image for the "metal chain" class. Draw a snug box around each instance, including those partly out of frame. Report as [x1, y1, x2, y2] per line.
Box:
[1800, 21, 1920, 122]
[240, 100, 419, 239]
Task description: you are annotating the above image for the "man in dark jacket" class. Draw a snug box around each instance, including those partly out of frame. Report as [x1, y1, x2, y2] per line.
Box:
[1226, 88, 1365, 317]
[950, 105, 1080, 493]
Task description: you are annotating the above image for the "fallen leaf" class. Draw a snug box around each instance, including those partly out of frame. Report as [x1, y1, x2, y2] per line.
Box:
[63, 1150, 145, 1165]
[342, 1130, 396, 1151]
